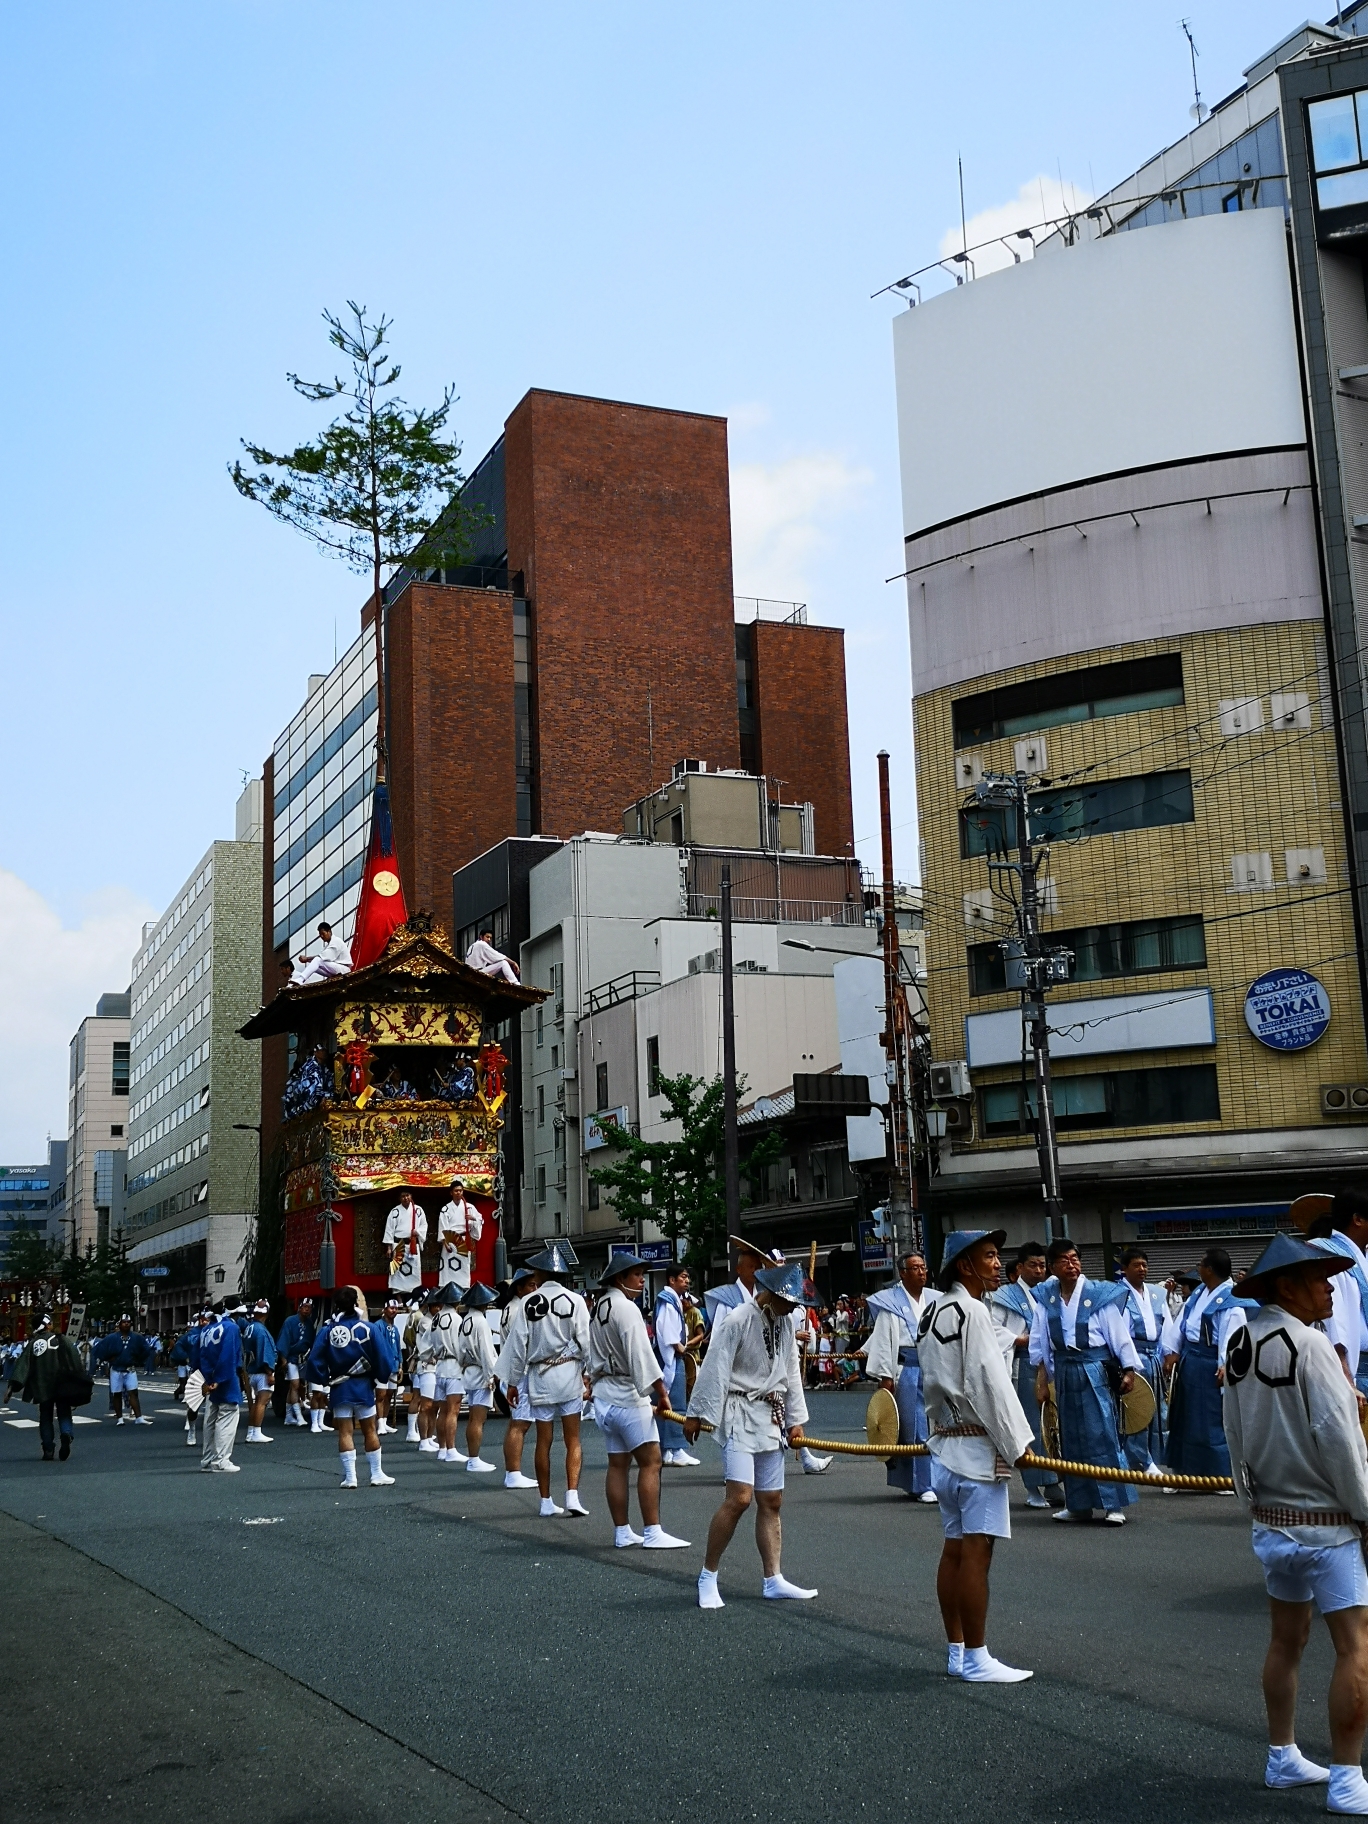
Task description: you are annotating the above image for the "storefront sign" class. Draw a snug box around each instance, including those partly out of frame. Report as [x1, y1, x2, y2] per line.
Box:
[140, 1265, 170, 1277]
[859, 1219, 892, 1269]
[1244, 967, 1332, 1051]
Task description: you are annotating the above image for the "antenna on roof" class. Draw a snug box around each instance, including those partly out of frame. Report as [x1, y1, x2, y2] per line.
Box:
[958, 155, 968, 267]
[1180, 18, 1208, 122]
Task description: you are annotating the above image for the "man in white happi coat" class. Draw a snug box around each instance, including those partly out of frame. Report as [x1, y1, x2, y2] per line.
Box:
[864, 1250, 938, 1503]
[464, 930, 519, 983]
[498, 1242, 591, 1518]
[497, 1267, 542, 1489]
[588, 1251, 689, 1551]
[383, 1189, 427, 1299]
[705, 1235, 832, 1476]
[455, 1282, 500, 1472]
[425, 1284, 469, 1464]
[1223, 1232, 1368, 1810]
[437, 1177, 484, 1291]
[920, 1229, 1036, 1684]
[685, 1259, 817, 1609]
[292, 922, 353, 985]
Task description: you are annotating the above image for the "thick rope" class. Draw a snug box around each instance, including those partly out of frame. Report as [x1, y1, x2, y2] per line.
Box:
[659, 1413, 1235, 1493]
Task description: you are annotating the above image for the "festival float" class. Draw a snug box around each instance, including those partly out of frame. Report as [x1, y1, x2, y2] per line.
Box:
[239, 911, 543, 1303]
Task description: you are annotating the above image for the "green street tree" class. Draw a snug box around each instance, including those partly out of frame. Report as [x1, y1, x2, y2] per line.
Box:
[230, 301, 484, 774]
[1, 1225, 63, 1284]
[589, 1071, 782, 1281]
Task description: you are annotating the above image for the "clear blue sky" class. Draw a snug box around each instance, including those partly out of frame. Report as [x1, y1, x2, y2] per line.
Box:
[0, 0, 1306, 1153]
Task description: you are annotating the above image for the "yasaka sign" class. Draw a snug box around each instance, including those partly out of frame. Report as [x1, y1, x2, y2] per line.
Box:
[1243, 967, 1332, 1052]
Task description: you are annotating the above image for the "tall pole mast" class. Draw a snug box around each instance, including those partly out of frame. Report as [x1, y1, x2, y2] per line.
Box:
[878, 751, 917, 1260]
[1012, 773, 1066, 1238]
[720, 864, 740, 1237]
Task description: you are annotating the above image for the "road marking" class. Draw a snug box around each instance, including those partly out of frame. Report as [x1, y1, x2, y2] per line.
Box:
[242, 1516, 285, 1526]
[5, 1419, 39, 1429]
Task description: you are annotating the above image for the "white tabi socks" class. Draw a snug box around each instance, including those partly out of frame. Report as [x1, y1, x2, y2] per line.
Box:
[466, 1455, 495, 1473]
[505, 1470, 538, 1489]
[310, 1410, 324, 1433]
[947, 1642, 964, 1678]
[641, 1523, 689, 1549]
[1266, 1745, 1330, 1789]
[339, 1449, 358, 1488]
[960, 1646, 1032, 1684]
[615, 1524, 644, 1548]
[564, 1490, 589, 1517]
[697, 1568, 724, 1609]
[540, 1495, 565, 1516]
[367, 1448, 394, 1487]
[762, 1572, 818, 1601]
[1330, 1766, 1368, 1813]
[406, 1413, 419, 1442]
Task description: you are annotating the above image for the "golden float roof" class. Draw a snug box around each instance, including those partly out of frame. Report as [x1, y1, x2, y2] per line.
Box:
[238, 915, 544, 1042]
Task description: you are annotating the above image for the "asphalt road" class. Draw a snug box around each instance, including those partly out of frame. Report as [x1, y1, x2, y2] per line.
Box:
[0, 1382, 1342, 1824]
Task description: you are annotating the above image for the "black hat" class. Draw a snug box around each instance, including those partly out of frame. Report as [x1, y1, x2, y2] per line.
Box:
[1241, 1233, 1353, 1302]
[600, 1250, 651, 1283]
[460, 1282, 498, 1309]
[527, 1241, 579, 1277]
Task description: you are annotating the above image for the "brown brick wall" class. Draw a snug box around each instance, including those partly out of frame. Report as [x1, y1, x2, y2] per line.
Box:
[504, 389, 740, 836]
[751, 620, 855, 856]
[386, 581, 518, 925]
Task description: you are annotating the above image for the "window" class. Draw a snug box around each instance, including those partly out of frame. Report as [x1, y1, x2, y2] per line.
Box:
[537, 1084, 545, 1126]
[596, 1061, 609, 1111]
[981, 1064, 1219, 1136]
[587, 1178, 600, 1211]
[110, 1125, 123, 1138]
[535, 1165, 546, 1205]
[536, 1005, 544, 1048]
[551, 1046, 559, 1072]
[968, 914, 1206, 995]
[1308, 92, 1368, 210]
[111, 1043, 130, 1096]
[646, 1035, 661, 1096]
[952, 656, 1183, 749]
[961, 770, 1194, 857]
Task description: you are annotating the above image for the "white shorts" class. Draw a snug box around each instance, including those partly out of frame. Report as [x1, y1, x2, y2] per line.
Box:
[465, 1385, 495, 1409]
[509, 1385, 533, 1422]
[434, 1374, 464, 1401]
[595, 1401, 659, 1455]
[930, 1457, 1012, 1540]
[412, 1371, 437, 1400]
[332, 1403, 378, 1422]
[721, 1441, 785, 1490]
[531, 1398, 583, 1423]
[249, 1374, 271, 1394]
[1252, 1527, 1368, 1613]
[286, 1361, 303, 1380]
[109, 1370, 139, 1393]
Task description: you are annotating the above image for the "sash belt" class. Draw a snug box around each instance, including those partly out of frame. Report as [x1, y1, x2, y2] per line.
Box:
[1252, 1504, 1361, 1528]
[933, 1422, 988, 1438]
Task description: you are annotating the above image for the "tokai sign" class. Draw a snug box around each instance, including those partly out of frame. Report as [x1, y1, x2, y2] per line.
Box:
[1243, 967, 1332, 1052]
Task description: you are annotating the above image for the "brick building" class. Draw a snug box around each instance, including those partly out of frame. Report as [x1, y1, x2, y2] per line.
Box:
[259, 388, 855, 1165]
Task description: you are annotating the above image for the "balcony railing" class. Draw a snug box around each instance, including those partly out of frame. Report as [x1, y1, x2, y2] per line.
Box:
[586, 970, 661, 1015]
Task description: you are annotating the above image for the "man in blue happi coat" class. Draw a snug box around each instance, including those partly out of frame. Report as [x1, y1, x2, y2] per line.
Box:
[306, 1287, 399, 1489]
[1162, 1245, 1249, 1481]
[198, 1304, 244, 1473]
[1030, 1237, 1141, 1526]
[989, 1242, 1061, 1510]
[1116, 1246, 1169, 1476]
[90, 1315, 157, 1426]
[239, 1300, 278, 1445]
[276, 1296, 317, 1430]
[863, 1251, 938, 1501]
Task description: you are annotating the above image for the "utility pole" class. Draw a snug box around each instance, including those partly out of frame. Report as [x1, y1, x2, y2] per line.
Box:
[878, 751, 919, 1260]
[720, 863, 741, 1236]
[973, 771, 1071, 1238]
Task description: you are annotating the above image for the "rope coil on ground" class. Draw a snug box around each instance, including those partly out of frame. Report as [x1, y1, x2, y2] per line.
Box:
[658, 1413, 1236, 1492]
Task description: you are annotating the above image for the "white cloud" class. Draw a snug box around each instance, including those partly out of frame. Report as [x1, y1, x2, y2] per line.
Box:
[939, 174, 1093, 277]
[0, 870, 155, 1160]
[730, 452, 872, 605]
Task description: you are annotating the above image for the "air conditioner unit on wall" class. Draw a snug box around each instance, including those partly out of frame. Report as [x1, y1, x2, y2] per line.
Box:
[942, 1098, 974, 1140]
[929, 1060, 971, 1099]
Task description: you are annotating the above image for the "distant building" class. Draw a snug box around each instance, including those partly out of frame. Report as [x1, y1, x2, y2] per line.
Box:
[513, 830, 875, 1273]
[0, 1139, 66, 1262]
[67, 994, 130, 1252]
[122, 782, 264, 1329]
